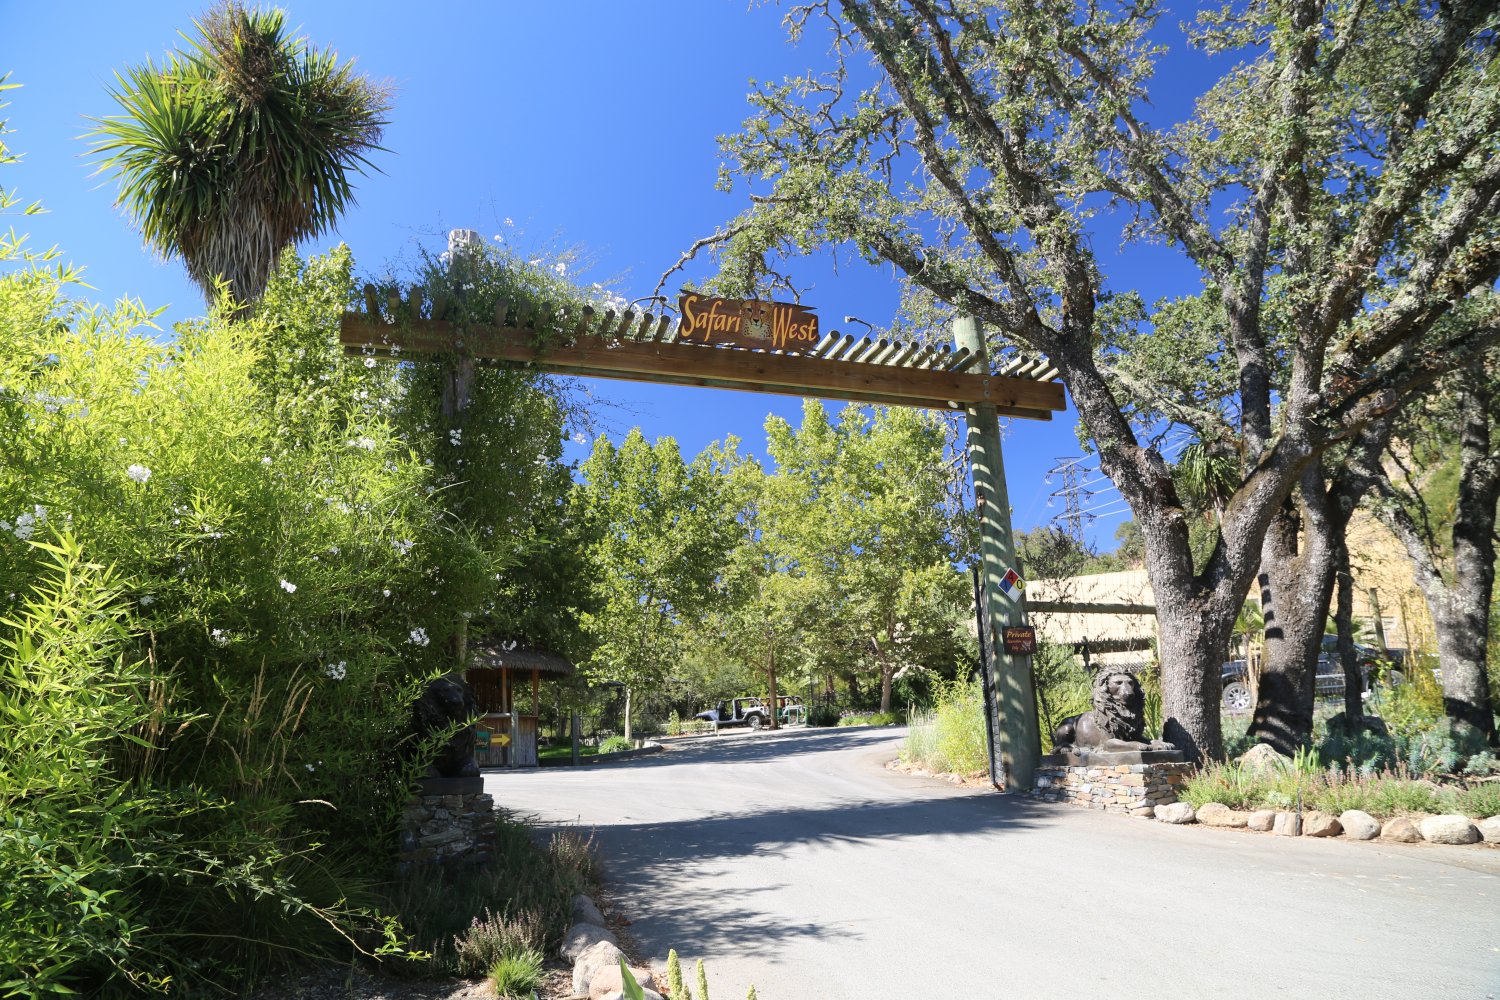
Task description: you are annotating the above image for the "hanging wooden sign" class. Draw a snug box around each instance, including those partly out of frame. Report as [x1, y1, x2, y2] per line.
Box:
[677, 293, 819, 352]
[1002, 626, 1037, 655]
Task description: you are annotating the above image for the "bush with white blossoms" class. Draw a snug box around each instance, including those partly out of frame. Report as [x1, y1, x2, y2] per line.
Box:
[0, 187, 605, 989]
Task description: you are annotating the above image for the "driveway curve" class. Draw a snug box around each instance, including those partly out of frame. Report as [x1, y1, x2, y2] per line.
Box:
[485, 726, 1500, 1000]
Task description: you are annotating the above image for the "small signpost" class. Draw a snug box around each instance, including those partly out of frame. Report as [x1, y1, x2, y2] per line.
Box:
[1002, 626, 1038, 655]
[677, 293, 819, 352]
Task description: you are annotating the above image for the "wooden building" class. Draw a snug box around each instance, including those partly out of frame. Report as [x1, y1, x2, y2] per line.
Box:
[467, 645, 575, 768]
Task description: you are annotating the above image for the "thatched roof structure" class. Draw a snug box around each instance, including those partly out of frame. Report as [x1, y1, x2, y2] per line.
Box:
[469, 644, 575, 677]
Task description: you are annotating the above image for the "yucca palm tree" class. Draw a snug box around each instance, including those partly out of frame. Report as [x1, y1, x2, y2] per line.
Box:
[90, 2, 390, 310]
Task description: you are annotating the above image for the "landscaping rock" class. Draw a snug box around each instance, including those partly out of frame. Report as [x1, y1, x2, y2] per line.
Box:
[1196, 802, 1248, 828]
[1247, 809, 1277, 832]
[561, 922, 618, 962]
[571, 893, 608, 928]
[1272, 812, 1301, 837]
[1418, 815, 1480, 845]
[1381, 817, 1422, 843]
[1154, 802, 1195, 824]
[1478, 816, 1500, 844]
[589, 963, 655, 1000]
[598, 990, 664, 1000]
[1303, 811, 1342, 838]
[1338, 810, 1380, 841]
[573, 941, 626, 995]
[1239, 744, 1290, 775]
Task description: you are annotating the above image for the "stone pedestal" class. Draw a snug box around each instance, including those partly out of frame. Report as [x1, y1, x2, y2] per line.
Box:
[1030, 750, 1191, 816]
[399, 775, 496, 869]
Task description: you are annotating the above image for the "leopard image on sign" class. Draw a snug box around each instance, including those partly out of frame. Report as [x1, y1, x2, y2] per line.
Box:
[677, 293, 819, 352]
[1051, 667, 1176, 753]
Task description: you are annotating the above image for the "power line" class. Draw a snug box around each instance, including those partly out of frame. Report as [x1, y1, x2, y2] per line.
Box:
[1047, 456, 1091, 546]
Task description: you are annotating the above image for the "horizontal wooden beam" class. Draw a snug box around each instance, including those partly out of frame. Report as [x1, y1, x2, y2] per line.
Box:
[340, 316, 1067, 418]
[1028, 601, 1157, 617]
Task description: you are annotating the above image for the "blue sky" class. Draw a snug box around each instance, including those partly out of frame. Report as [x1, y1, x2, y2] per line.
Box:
[5, 2, 1225, 551]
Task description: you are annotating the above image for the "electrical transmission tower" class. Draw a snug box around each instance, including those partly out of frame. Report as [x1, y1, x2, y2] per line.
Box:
[1047, 456, 1090, 546]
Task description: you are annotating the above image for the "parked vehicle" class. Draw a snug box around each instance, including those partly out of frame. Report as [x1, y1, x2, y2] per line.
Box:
[1220, 660, 1253, 713]
[695, 695, 805, 731]
[696, 697, 770, 730]
[1221, 638, 1408, 711]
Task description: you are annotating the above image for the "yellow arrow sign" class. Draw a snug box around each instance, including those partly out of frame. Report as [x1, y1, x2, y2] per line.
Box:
[495, 733, 511, 747]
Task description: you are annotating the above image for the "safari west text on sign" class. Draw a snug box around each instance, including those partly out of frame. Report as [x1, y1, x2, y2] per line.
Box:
[677, 293, 819, 352]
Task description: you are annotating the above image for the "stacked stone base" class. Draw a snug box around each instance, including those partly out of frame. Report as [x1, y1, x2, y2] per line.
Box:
[400, 776, 496, 868]
[1031, 751, 1192, 816]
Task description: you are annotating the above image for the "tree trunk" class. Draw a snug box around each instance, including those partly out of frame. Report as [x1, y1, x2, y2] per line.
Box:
[623, 685, 633, 742]
[767, 645, 780, 731]
[1249, 415, 1392, 753]
[1249, 497, 1330, 754]
[1152, 592, 1233, 762]
[1365, 370, 1499, 747]
[1436, 377, 1499, 745]
[1335, 543, 1364, 727]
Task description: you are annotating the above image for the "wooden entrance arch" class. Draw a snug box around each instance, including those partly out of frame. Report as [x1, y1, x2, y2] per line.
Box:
[341, 277, 1066, 791]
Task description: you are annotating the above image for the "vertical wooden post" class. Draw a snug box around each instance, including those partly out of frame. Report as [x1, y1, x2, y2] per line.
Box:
[445, 230, 481, 679]
[954, 315, 1040, 792]
[531, 669, 540, 715]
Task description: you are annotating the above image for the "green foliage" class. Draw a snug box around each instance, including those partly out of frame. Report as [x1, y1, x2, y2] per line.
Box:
[1369, 661, 1446, 738]
[574, 429, 739, 735]
[709, 0, 1500, 762]
[838, 711, 902, 727]
[696, 959, 711, 1000]
[667, 949, 687, 1000]
[1181, 756, 1498, 820]
[754, 402, 968, 713]
[387, 817, 598, 977]
[902, 676, 988, 775]
[0, 539, 408, 997]
[88, 2, 391, 306]
[0, 171, 595, 988]
[487, 947, 544, 998]
[618, 957, 647, 1000]
[805, 702, 841, 727]
[599, 735, 634, 754]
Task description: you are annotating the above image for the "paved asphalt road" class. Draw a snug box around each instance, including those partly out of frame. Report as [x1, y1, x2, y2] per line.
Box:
[486, 727, 1500, 1000]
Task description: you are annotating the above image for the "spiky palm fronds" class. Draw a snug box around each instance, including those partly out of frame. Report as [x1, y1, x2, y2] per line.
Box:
[89, 2, 390, 309]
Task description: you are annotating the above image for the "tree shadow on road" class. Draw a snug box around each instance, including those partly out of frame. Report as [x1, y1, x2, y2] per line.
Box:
[536, 786, 1050, 955]
[525, 726, 910, 772]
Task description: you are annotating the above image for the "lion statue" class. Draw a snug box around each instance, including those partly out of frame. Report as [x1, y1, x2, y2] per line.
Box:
[410, 674, 481, 778]
[1051, 667, 1175, 753]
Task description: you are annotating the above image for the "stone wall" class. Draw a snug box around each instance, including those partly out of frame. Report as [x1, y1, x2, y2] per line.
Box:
[399, 775, 495, 868]
[1031, 758, 1193, 816]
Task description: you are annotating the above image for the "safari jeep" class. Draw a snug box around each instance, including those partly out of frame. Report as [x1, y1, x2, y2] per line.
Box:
[695, 697, 770, 730]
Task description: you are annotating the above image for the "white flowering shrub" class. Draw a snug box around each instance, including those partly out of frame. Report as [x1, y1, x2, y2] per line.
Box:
[0, 246, 442, 991]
